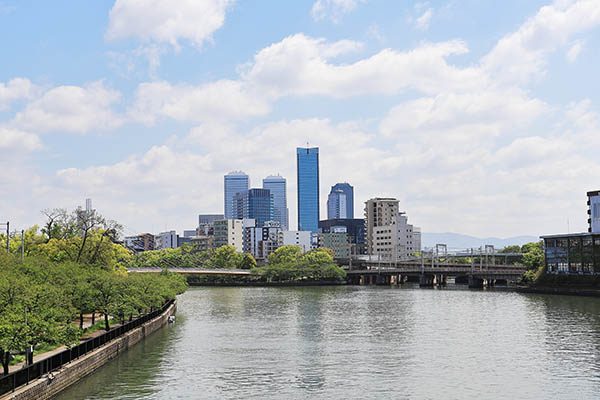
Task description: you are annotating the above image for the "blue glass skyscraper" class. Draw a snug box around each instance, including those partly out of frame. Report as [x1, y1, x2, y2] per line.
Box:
[330, 182, 354, 219]
[224, 171, 249, 219]
[297, 147, 320, 233]
[263, 175, 288, 230]
[233, 188, 274, 227]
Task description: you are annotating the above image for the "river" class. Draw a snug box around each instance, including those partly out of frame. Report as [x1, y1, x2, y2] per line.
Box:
[53, 286, 600, 399]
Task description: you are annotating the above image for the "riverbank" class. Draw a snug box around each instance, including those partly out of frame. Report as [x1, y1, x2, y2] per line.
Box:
[516, 286, 600, 297]
[0, 301, 176, 400]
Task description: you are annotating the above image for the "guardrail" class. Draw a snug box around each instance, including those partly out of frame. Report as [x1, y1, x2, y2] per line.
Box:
[0, 299, 174, 396]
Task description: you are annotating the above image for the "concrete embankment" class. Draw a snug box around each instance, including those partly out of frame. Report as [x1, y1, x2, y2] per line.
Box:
[0, 301, 177, 400]
[516, 286, 600, 297]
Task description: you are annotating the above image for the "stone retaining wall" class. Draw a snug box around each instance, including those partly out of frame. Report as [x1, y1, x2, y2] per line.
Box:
[0, 301, 177, 400]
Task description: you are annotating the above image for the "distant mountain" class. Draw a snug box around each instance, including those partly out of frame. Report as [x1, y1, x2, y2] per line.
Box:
[420, 232, 539, 250]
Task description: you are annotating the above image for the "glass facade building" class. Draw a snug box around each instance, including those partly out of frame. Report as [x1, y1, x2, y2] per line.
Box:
[224, 171, 249, 219]
[542, 233, 600, 274]
[297, 147, 320, 233]
[327, 189, 347, 219]
[263, 175, 288, 230]
[331, 183, 354, 219]
[234, 188, 274, 228]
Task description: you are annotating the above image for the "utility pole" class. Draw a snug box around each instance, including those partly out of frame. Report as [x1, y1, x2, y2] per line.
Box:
[6, 221, 9, 253]
[21, 229, 25, 261]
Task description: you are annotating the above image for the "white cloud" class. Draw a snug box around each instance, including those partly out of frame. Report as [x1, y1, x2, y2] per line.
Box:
[128, 80, 270, 125]
[566, 40, 584, 62]
[11, 81, 123, 134]
[311, 0, 364, 22]
[482, 0, 600, 84]
[0, 127, 43, 152]
[106, 0, 233, 49]
[415, 8, 433, 30]
[0, 78, 37, 110]
[243, 34, 480, 98]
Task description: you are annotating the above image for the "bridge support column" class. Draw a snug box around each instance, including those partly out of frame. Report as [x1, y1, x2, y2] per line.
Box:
[468, 276, 484, 288]
[419, 274, 434, 287]
[436, 274, 447, 287]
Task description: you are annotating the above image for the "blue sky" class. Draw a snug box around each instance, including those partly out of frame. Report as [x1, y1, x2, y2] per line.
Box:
[1, 0, 599, 238]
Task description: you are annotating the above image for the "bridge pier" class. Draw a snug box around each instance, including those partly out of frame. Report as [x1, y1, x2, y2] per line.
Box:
[468, 276, 484, 288]
[419, 274, 434, 287]
[436, 274, 447, 287]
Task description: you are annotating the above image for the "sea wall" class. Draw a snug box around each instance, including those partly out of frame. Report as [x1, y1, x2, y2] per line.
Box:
[0, 301, 177, 400]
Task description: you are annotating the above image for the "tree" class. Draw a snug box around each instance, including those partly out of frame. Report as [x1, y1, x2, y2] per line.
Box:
[268, 245, 303, 265]
[208, 245, 244, 269]
[521, 241, 544, 271]
[239, 253, 257, 270]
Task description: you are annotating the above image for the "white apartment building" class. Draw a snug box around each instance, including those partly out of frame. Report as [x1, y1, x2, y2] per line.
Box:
[154, 231, 178, 250]
[365, 198, 421, 261]
[213, 219, 244, 252]
[244, 220, 282, 260]
[277, 230, 312, 252]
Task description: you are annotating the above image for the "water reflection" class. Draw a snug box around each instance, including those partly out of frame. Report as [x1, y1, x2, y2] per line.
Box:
[55, 287, 600, 400]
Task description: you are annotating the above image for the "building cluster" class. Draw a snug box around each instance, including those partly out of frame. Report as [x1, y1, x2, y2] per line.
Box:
[124, 146, 421, 262]
[542, 190, 600, 274]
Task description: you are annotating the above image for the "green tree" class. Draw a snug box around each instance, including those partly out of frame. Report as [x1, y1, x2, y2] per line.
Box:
[208, 245, 243, 269]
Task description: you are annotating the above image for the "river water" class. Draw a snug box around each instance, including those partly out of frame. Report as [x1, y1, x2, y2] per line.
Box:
[54, 286, 600, 399]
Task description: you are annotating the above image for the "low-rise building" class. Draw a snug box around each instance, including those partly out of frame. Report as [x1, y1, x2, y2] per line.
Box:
[154, 231, 178, 250]
[124, 233, 155, 253]
[278, 231, 312, 252]
[319, 232, 351, 259]
[244, 221, 281, 261]
[190, 235, 214, 252]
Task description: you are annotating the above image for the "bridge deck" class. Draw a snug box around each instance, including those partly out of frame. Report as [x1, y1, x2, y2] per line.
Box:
[128, 267, 252, 275]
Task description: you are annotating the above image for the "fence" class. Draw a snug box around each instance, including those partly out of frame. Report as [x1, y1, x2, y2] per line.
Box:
[0, 299, 174, 396]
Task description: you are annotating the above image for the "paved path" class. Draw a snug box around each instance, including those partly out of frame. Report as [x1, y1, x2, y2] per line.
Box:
[8, 315, 119, 373]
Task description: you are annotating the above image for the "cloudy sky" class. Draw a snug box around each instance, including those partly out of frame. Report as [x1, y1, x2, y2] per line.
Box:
[1, 0, 599, 238]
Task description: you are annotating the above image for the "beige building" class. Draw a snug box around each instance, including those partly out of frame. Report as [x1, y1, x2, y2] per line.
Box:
[213, 219, 244, 252]
[365, 198, 421, 260]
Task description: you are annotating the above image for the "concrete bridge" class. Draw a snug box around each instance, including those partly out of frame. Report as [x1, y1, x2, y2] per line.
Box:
[344, 263, 526, 288]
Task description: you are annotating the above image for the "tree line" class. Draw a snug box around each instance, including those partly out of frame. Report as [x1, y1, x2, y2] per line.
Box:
[0, 208, 187, 376]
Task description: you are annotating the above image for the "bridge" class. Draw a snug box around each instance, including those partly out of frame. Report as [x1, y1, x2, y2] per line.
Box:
[127, 267, 252, 275]
[343, 262, 526, 287]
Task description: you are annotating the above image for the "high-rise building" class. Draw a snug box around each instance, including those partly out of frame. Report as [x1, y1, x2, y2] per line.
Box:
[297, 147, 320, 233]
[233, 188, 274, 228]
[213, 219, 244, 252]
[327, 189, 347, 219]
[278, 231, 312, 252]
[224, 171, 249, 219]
[263, 175, 289, 230]
[588, 190, 600, 233]
[364, 198, 420, 260]
[330, 183, 354, 219]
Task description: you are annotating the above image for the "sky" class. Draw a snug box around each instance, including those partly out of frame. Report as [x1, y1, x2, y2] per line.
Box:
[1, 0, 599, 239]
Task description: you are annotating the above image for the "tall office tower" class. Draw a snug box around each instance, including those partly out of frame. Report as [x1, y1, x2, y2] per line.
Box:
[263, 175, 289, 230]
[224, 171, 249, 219]
[296, 147, 320, 233]
[233, 188, 274, 228]
[331, 183, 354, 219]
[327, 189, 347, 219]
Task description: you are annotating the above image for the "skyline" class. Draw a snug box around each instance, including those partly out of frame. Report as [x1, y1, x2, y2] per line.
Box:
[1, 0, 600, 237]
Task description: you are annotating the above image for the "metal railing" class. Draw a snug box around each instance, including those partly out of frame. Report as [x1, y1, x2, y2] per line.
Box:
[0, 299, 174, 396]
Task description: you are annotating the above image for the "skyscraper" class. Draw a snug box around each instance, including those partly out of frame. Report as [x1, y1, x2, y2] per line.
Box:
[263, 175, 288, 230]
[297, 147, 319, 233]
[327, 189, 347, 219]
[233, 188, 274, 228]
[224, 171, 249, 219]
[331, 182, 354, 219]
